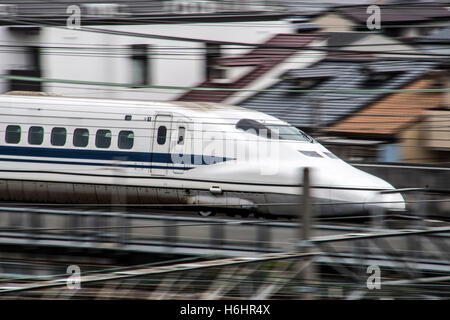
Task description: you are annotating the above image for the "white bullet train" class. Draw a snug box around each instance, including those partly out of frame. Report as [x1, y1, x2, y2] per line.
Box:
[0, 92, 405, 217]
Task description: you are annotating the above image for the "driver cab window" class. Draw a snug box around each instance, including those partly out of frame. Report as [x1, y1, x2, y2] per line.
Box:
[235, 118, 272, 138]
[235, 118, 313, 142]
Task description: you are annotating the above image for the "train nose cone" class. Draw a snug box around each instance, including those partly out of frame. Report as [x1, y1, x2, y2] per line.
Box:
[366, 191, 406, 212]
[319, 163, 406, 215]
[357, 171, 406, 212]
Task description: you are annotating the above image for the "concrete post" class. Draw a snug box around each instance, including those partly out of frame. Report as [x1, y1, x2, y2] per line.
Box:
[298, 167, 316, 299]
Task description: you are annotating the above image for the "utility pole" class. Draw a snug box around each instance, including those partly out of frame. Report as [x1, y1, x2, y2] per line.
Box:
[300, 167, 313, 242]
[298, 167, 316, 299]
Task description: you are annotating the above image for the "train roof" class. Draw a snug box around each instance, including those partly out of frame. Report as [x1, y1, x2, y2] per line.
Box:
[0, 92, 283, 124]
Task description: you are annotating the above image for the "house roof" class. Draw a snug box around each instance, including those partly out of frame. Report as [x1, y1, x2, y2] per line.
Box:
[176, 33, 320, 103]
[282, 0, 373, 15]
[239, 59, 437, 129]
[324, 78, 444, 137]
[0, 0, 293, 25]
[335, 4, 450, 25]
[419, 25, 450, 44]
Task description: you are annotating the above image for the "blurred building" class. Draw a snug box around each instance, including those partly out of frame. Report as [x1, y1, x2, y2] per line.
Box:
[176, 33, 326, 104]
[323, 71, 450, 164]
[0, 0, 300, 100]
[310, 3, 450, 38]
[416, 24, 450, 54]
[176, 30, 423, 102]
[240, 58, 446, 163]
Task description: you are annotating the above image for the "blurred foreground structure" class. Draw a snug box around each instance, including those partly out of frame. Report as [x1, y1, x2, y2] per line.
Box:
[0, 167, 449, 299]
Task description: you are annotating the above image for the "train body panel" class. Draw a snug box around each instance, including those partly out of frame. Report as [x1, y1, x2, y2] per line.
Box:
[0, 93, 405, 217]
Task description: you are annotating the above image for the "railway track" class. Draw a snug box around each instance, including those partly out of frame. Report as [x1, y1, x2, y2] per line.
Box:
[0, 205, 448, 255]
[0, 205, 449, 299]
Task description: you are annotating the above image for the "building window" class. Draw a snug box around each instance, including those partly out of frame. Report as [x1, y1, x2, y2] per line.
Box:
[27, 46, 41, 71]
[157, 126, 167, 145]
[73, 128, 89, 147]
[28, 126, 44, 145]
[384, 27, 401, 38]
[51, 127, 67, 146]
[118, 130, 134, 149]
[7, 46, 42, 92]
[361, 71, 400, 88]
[289, 77, 326, 92]
[326, 145, 378, 163]
[130, 44, 150, 86]
[96, 129, 111, 148]
[205, 42, 221, 80]
[5, 125, 21, 144]
[378, 143, 399, 163]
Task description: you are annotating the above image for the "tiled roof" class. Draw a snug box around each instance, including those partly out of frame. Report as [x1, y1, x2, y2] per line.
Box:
[176, 33, 320, 103]
[0, 0, 292, 23]
[419, 25, 450, 43]
[283, 0, 373, 14]
[325, 78, 443, 136]
[239, 59, 436, 129]
[324, 32, 367, 48]
[335, 4, 450, 24]
[0, 0, 166, 16]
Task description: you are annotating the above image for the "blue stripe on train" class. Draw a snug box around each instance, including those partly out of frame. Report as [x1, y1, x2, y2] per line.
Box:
[0, 145, 231, 166]
[0, 157, 192, 170]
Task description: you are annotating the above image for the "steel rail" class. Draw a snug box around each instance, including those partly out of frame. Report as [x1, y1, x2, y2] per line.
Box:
[0, 251, 320, 296]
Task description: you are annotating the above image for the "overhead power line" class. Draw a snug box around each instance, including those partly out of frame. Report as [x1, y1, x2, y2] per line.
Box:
[1, 74, 449, 94]
[3, 15, 450, 59]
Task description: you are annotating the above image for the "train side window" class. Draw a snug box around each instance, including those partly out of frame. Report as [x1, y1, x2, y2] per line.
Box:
[157, 126, 167, 145]
[28, 126, 44, 145]
[118, 130, 134, 149]
[177, 127, 185, 145]
[73, 128, 89, 147]
[51, 127, 67, 146]
[96, 129, 111, 148]
[5, 125, 21, 144]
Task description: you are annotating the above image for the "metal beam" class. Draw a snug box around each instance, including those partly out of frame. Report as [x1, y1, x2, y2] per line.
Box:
[0, 251, 320, 296]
